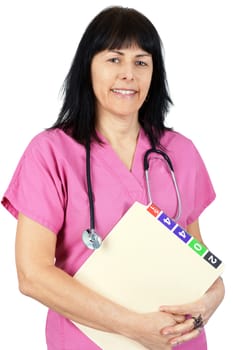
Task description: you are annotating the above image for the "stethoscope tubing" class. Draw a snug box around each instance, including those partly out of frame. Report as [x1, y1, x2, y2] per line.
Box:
[144, 148, 182, 222]
[83, 145, 182, 249]
[144, 148, 174, 172]
[86, 141, 95, 230]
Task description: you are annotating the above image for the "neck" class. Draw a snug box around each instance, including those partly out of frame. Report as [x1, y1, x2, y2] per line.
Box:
[96, 115, 140, 146]
[96, 115, 140, 171]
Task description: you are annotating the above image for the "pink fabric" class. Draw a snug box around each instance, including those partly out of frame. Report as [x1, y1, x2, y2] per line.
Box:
[2, 128, 214, 349]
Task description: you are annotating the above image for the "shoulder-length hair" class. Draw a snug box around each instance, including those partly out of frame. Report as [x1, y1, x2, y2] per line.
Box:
[51, 6, 173, 147]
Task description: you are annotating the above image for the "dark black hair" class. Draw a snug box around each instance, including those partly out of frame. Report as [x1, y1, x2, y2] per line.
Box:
[51, 6, 173, 147]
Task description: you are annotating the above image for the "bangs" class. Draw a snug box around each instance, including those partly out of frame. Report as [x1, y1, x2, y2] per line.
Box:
[90, 7, 158, 54]
[103, 24, 154, 52]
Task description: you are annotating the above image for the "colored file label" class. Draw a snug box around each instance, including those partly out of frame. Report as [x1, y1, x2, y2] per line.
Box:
[188, 238, 207, 256]
[173, 226, 191, 243]
[158, 213, 176, 230]
[147, 203, 161, 217]
[204, 251, 222, 268]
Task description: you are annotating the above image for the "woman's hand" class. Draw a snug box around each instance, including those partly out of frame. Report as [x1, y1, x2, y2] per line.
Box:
[130, 311, 185, 350]
[158, 277, 225, 346]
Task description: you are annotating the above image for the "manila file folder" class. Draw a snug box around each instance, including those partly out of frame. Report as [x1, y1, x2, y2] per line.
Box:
[73, 201, 224, 350]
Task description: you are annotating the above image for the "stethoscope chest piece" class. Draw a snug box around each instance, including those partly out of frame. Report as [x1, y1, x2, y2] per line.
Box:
[82, 229, 102, 250]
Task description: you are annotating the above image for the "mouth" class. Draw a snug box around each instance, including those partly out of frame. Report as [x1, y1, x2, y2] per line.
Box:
[110, 88, 137, 96]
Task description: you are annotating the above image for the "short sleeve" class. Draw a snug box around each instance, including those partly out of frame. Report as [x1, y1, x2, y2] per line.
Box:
[186, 143, 216, 225]
[1, 136, 66, 234]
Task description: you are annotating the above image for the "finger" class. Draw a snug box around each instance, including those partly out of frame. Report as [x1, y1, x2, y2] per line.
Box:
[159, 304, 189, 315]
[161, 318, 194, 336]
[169, 327, 203, 346]
[173, 314, 186, 323]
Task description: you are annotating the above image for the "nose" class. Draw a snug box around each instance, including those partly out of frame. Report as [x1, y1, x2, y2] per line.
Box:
[118, 64, 135, 81]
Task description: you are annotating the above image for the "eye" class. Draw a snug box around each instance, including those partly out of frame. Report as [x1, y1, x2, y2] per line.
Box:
[108, 57, 120, 63]
[135, 60, 148, 67]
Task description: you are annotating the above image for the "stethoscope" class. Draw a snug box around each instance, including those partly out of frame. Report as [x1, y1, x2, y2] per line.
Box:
[82, 143, 182, 250]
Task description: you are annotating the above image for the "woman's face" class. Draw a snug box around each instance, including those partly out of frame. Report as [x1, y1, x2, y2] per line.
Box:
[91, 45, 153, 120]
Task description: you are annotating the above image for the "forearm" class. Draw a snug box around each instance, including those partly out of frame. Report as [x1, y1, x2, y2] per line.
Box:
[18, 264, 138, 337]
[203, 276, 225, 320]
[16, 214, 139, 338]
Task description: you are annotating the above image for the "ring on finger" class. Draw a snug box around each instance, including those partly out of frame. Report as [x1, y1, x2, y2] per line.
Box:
[192, 314, 204, 330]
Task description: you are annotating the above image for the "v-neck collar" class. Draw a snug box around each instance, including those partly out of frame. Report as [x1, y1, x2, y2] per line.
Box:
[91, 128, 150, 203]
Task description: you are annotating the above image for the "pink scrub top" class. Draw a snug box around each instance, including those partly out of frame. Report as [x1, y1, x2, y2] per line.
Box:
[2, 127, 215, 350]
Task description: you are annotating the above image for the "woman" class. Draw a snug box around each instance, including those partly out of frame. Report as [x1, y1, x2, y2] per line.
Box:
[1, 6, 224, 350]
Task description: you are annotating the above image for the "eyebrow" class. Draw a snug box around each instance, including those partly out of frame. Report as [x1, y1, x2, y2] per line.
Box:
[108, 49, 151, 58]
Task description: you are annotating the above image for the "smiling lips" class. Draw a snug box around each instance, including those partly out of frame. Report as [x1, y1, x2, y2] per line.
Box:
[111, 88, 137, 96]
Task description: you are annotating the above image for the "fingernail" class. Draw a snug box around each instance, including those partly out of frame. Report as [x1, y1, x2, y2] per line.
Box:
[163, 331, 169, 335]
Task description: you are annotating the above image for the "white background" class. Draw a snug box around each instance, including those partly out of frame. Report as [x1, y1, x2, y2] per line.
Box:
[0, 0, 232, 349]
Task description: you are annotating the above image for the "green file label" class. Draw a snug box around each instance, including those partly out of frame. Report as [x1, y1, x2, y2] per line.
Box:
[188, 239, 207, 256]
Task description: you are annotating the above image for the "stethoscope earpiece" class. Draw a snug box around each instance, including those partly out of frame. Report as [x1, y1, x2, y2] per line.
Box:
[82, 229, 102, 250]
